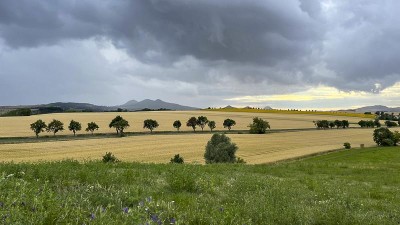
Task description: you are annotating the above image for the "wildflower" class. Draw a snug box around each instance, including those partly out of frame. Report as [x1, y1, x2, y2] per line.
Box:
[170, 218, 176, 224]
[219, 207, 224, 212]
[151, 214, 159, 222]
[89, 213, 96, 220]
[138, 201, 144, 207]
[123, 207, 129, 213]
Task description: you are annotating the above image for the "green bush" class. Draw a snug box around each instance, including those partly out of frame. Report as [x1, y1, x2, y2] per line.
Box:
[170, 154, 184, 164]
[343, 142, 351, 149]
[204, 133, 238, 164]
[102, 152, 119, 163]
[373, 128, 395, 146]
[249, 117, 270, 134]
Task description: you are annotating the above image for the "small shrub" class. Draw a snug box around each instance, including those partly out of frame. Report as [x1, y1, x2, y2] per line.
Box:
[170, 154, 184, 164]
[343, 142, 351, 149]
[204, 133, 238, 164]
[236, 157, 246, 164]
[102, 152, 119, 163]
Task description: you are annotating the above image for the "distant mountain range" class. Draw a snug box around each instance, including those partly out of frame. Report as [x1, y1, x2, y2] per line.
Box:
[118, 99, 199, 111]
[351, 105, 400, 113]
[0, 99, 199, 114]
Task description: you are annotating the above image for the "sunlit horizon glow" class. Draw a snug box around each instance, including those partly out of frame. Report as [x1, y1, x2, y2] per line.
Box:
[223, 83, 400, 110]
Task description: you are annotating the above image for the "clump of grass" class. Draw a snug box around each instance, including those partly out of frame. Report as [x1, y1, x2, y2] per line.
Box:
[102, 152, 119, 163]
[166, 166, 198, 193]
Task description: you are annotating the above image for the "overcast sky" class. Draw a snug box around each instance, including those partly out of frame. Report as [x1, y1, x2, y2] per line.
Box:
[1, 0, 400, 109]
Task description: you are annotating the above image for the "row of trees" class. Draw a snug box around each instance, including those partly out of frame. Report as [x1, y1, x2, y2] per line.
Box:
[358, 120, 399, 128]
[358, 120, 381, 128]
[313, 120, 349, 129]
[183, 116, 236, 132]
[30, 119, 99, 138]
[375, 111, 400, 121]
[29, 116, 240, 138]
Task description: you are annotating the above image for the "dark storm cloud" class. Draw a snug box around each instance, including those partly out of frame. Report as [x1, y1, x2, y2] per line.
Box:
[0, 0, 400, 106]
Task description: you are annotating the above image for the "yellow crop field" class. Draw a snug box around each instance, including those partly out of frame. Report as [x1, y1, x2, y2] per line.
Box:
[0, 128, 392, 164]
[0, 111, 366, 138]
[205, 108, 376, 118]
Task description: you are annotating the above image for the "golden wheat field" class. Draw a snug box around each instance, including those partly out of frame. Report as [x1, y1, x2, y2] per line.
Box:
[1, 111, 393, 164]
[1, 128, 395, 164]
[0, 111, 366, 137]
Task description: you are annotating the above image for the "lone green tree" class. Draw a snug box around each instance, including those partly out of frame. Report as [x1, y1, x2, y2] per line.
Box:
[204, 133, 238, 164]
[173, 120, 182, 131]
[47, 119, 64, 136]
[223, 119, 236, 131]
[373, 127, 395, 146]
[197, 116, 209, 131]
[68, 120, 81, 136]
[109, 116, 129, 135]
[85, 122, 99, 135]
[186, 117, 197, 132]
[208, 121, 216, 131]
[143, 119, 159, 133]
[249, 117, 270, 134]
[30, 119, 47, 138]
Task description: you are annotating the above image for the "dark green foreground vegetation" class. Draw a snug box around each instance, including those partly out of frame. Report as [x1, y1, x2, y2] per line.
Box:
[1, 147, 399, 224]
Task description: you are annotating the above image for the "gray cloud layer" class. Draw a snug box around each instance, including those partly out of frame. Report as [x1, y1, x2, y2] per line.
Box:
[0, 0, 400, 106]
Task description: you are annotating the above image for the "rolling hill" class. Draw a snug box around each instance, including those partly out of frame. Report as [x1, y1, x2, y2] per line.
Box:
[119, 99, 199, 111]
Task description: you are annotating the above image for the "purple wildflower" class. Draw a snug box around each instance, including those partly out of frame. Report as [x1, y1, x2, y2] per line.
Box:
[150, 214, 159, 222]
[89, 213, 96, 220]
[170, 218, 176, 224]
[123, 207, 129, 213]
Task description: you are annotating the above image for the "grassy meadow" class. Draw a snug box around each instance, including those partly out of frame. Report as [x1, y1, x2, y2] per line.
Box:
[0, 110, 367, 138]
[0, 146, 399, 224]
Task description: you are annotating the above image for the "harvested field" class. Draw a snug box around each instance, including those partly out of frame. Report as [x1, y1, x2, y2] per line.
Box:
[0, 111, 365, 137]
[0, 128, 387, 164]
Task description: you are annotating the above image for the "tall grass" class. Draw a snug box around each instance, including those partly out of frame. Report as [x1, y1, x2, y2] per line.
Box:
[0, 146, 399, 224]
